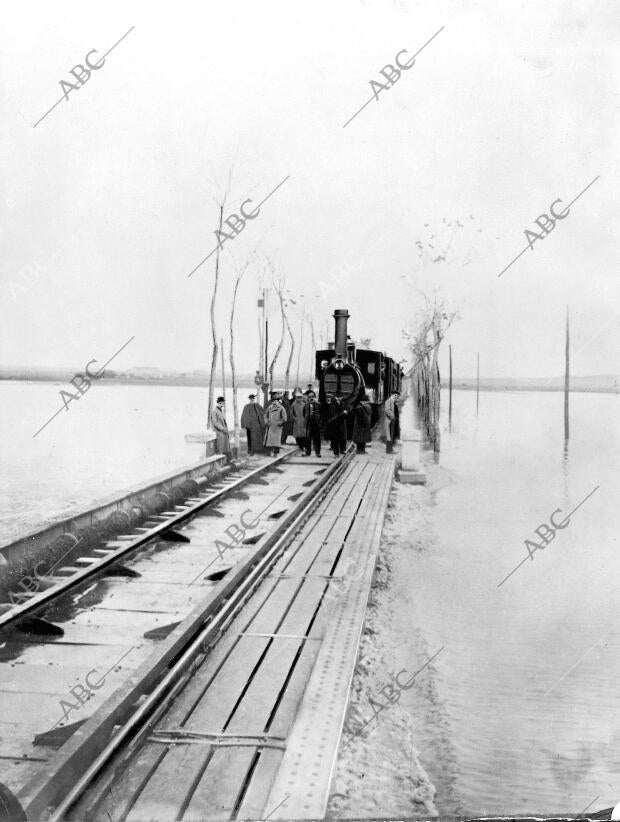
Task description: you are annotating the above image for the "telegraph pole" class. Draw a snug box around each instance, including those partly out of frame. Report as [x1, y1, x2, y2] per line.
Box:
[264, 314, 269, 408]
[564, 306, 570, 440]
[449, 344, 453, 425]
[220, 337, 226, 403]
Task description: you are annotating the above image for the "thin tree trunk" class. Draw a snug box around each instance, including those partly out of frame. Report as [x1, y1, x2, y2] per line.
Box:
[309, 319, 316, 385]
[476, 352, 480, 415]
[221, 337, 226, 402]
[295, 315, 304, 388]
[284, 308, 294, 391]
[229, 275, 243, 456]
[207, 205, 224, 448]
[269, 291, 286, 390]
[257, 312, 263, 378]
[564, 306, 570, 440]
[430, 320, 442, 439]
[263, 317, 269, 408]
[449, 344, 453, 424]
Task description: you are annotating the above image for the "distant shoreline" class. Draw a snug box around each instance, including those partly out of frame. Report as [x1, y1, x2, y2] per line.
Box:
[0, 376, 258, 389]
[1, 375, 618, 394]
[452, 383, 619, 395]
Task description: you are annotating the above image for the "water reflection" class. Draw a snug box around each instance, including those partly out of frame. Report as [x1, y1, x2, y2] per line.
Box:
[407, 388, 619, 815]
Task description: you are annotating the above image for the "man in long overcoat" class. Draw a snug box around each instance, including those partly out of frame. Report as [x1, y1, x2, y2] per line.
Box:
[280, 391, 293, 445]
[352, 393, 372, 454]
[212, 397, 231, 458]
[327, 395, 348, 456]
[291, 388, 309, 452]
[305, 391, 322, 457]
[383, 391, 399, 453]
[240, 394, 265, 456]
[264, 394, 287, 456]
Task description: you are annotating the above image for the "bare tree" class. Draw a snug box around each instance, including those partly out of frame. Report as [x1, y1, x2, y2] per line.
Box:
[265, 257, 287, 391]
[295, 310, 305, 388]
[207, 204, 224, 437]
[228, 259, 250, 455]
[228, 238, 267, 455]
[206, 166, 234, 443]
[403, 290, 459, 449]
[358, 337, 372, 349]
[283, 306, 294, 391]
[309, 318, 317, 384]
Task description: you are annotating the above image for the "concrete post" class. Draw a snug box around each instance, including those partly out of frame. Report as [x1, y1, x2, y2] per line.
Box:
[397, 379, 426, 484]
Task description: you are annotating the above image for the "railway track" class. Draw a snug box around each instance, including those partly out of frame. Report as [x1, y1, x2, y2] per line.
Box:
[0, 451, 293, 637]
[0, 445, 355, 821]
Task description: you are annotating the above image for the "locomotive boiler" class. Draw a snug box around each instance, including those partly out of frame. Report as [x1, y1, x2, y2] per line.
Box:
[315, 308, 403, 426]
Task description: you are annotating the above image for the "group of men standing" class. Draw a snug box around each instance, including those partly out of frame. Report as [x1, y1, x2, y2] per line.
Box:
[213, 387, 401, 460]
[243, 386, 323, 458]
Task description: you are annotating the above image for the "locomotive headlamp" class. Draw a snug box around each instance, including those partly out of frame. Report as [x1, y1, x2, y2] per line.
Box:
[334, 358, 345, 370]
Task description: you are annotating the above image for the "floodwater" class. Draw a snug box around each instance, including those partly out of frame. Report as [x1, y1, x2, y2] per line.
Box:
[0, 380, 249, 544]
[2, 380, 619, 814]
[400, 388, 620, 815]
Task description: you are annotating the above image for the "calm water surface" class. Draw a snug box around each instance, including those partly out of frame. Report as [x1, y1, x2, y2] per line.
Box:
[409, 389, 619, 815]
[1, 382, 619, 815]
[0, 380, 244, 544]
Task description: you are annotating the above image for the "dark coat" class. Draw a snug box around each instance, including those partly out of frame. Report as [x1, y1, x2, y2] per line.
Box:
[241, 402, 265, 451]
[393, 401, 401, 440]
[306, 399, 322, 432]
[281, 394, 294, 442]
[327, 401, 348, 440]
[291, 397, 308, 437]
[352, 401, 372, 444]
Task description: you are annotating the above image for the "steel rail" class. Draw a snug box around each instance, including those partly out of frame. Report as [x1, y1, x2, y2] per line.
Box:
[0, 451, 294, 633]
[46, 446, 354, 822]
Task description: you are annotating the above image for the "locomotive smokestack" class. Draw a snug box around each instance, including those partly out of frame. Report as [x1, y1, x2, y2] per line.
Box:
[333, 309, 350, 359]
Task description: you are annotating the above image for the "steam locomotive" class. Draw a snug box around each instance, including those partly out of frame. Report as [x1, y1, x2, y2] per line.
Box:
[315, 309, 403, 425]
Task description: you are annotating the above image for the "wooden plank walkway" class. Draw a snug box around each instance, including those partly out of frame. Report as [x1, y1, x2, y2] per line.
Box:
[263, 453, 395, 820]
[0, 459, 316, 801]
[84, 447, 395, 822]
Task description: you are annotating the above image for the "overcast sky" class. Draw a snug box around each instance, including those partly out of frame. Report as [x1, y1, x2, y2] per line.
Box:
[2, 0, 618, 379]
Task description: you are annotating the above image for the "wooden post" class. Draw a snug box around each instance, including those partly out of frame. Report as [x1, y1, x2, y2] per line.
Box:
[264, 319, 269, 402]
[476, 352, 480, 414]
[258, 290, 264, 379]
[220, 337, 226, 404]
[309, 319, 316, 385]
[448, 344, 453, 424]
[295, 315, 304, 388]
[206, 205, 223, 448]
[262, 289, 269, 409]
[564, 306, 570, 440]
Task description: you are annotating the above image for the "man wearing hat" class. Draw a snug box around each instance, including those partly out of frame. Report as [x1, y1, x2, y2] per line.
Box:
[240, 393, 265, 456]
[305, 390, 322, 457]
[212, 397, 231, 458]
[383, 390, 400, 454]
[265, 390, 278, 414]
[264, 392, 287, 456]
